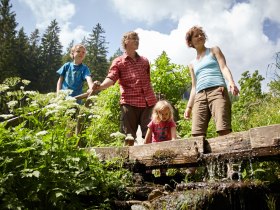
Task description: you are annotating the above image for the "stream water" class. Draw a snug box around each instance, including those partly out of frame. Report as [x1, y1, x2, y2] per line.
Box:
[123, 157, 280, 210]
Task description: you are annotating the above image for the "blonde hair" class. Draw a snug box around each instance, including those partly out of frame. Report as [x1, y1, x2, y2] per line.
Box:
[151, 100, 174, 123]
[185, 25, 207, 48]
[70, 44, 86, 59]
[121, 31, 139, 50]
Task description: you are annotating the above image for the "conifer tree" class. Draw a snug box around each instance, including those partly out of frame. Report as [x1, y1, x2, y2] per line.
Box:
[84, 23, 109, 81]
[109, 48, 123, 64]
[27, 29, 41, 90]
[38, 19, 62, 93]
[15, 28, 30, 83]
[0, 0, 18, 82]
[62, 40, 74, 64]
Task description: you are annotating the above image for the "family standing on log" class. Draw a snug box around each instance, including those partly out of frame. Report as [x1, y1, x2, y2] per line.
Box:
[56, 26, 239, 144]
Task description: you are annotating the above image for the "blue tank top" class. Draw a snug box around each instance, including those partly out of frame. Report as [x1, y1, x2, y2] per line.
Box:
[192, 48, 226, 93]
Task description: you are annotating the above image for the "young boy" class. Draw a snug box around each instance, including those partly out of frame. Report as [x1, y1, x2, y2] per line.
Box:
[56, 44, 94, 104]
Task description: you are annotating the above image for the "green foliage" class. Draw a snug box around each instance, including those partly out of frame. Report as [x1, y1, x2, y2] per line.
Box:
[231, 70, 280, 131]
[0, 79, 132, 208]
[241, 161, 280, 182]
[68, 83, 122, 147]
[151, 51, 191, 105]
[236, 70, 264, 106]
[175, 100, 192, 138]
[0, 77, 33, 116]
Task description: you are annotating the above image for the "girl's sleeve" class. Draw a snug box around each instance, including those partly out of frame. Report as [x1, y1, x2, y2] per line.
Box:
[170, 120, 176, 127]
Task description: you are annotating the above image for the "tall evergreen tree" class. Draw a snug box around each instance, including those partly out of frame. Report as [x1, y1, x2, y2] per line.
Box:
[62, 40, 74, 64]
[109, 48, 123, 64]
[0, 0, 18, 82]
[15, 28, 30, 83]
[84, 23, 109, 81]
[27, 29, 41, 90]
[39, 19, 63, 93]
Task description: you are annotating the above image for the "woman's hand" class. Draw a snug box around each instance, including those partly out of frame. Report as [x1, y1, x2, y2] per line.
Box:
[184, 107, 192, 120]
[229, 82, 239, 96]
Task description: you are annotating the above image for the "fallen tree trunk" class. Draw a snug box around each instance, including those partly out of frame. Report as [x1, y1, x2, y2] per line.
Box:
[89, 124, 280, 170]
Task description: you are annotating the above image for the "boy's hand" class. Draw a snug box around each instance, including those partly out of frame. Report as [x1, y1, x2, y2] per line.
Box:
[93, 81, 101, 90]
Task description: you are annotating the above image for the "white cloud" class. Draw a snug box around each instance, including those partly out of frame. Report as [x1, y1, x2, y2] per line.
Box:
[19, 0, 88, 49]
[20, 0, 75, 29]
[17, 0, 280, 91]
[59, 24, 89, 50]
[114, 0, 280, 91]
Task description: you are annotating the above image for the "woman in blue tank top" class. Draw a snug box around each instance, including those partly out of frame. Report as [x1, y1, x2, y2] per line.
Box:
[184, 26, 239, 137]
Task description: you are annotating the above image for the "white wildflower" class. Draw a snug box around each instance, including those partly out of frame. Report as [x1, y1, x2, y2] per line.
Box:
[7, 100, 18, 108]
[0, 114, 14, 119]
[36, 130, 48, 136]
[65, 108, 77, 116]
[88, 114, 101, 119]
[0, 84, 9, 92]
[59, 89, 73, 96]
[46, 109, 58, 116]
[110, 132, 126, 138]
[65, 96, 76, 102]
[45, 103, 59, 109]
[6, 91, 13, 96]
[24, 91, 37, 96]
[30, 101, 38, 108]
[77, 113, 86, 118]
[22, 80, 31, 85]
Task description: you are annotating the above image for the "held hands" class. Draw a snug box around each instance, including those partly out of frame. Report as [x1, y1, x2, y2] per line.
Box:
[93, 80, 101, 91]
[86, 81, 101, 94]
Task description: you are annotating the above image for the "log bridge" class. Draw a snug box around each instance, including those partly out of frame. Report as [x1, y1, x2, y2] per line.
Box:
[88, 124, 280, 173]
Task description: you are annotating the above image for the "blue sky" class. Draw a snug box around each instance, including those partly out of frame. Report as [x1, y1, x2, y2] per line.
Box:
[10, 0, 280, 90]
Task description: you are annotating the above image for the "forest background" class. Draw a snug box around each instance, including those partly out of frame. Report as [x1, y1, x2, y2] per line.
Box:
[0, 0, 280, 208]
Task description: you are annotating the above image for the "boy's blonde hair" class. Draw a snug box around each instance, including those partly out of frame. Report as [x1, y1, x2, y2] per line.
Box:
[70, 44, 86, 59]
[151, 100, 174, 123]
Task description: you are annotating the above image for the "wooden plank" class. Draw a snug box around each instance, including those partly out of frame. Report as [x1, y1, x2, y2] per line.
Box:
[203, 146, 280, 162]
[129, 137, 204, 167]
[205, 131, 250, 154]
[249, 124, 280, 148]
[86, 124, 280, 169]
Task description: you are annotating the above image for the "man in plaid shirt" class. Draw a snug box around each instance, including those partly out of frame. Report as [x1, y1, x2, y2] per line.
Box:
[96, 31, 157, 145]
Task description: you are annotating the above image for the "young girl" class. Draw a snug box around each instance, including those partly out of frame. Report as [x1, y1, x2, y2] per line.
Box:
[56, 44, 94, 104]
[144, 100, 176, 176]
[144, 100, 177, 144]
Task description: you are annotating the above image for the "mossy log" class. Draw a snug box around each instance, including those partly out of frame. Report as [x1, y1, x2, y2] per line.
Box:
[89, 124, 280, 169]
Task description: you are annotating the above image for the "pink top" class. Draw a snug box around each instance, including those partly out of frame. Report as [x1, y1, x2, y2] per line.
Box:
[147, 120, 176, 143]
[107, 53, 157, 107]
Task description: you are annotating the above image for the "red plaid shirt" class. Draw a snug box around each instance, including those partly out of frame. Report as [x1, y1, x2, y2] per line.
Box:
[107, 53, 157, 107]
